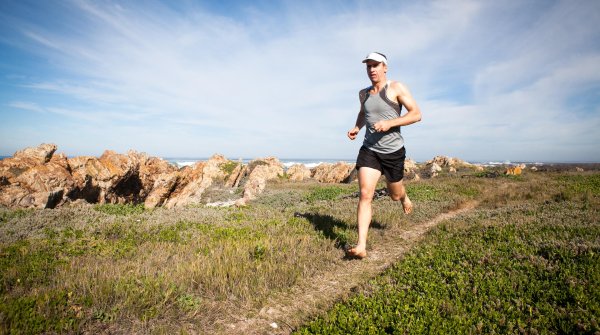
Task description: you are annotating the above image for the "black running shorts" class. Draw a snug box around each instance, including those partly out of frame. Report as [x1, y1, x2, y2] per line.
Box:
[356, 145, 406, 182]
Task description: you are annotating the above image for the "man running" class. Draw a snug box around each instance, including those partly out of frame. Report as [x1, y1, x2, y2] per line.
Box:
[346, 52, 422, 259]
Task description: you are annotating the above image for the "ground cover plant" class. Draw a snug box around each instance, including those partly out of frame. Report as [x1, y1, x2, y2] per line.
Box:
[0, 169, 597, 334]
[296, 172, 600, 334]
[0, 177, 460, 334]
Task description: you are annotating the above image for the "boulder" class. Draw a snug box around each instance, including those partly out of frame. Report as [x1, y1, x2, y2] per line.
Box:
[163, 154, 228, 208]
[134, 152, 177, 198]
[225, 162, 245, 188]
[429, 163, 442, 178]
[15, 156, 74, 194]
[246, 157, 284, 180]
[287, 164, 311, 182]
[312, 162, 355, 183]
[68, 150, 142, 204]
[13, 143, 57, 165]
[238, 165, 269, 204]
[0, 143, 58, 184]
[235, 158, 285, 205]
[505, 166, 522, 175]
[0, 145, 75, 208]
[426, 155, 476, 169]
[404, 158, 418, 173]
[144, 171, 180, 209]
[0, 185, 63, 209]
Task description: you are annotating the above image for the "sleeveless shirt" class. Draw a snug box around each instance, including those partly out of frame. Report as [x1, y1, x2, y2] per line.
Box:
[359, 81, 404, 154]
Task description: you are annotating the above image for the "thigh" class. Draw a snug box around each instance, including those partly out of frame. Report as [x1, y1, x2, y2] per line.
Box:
[358, 167, 382, 194]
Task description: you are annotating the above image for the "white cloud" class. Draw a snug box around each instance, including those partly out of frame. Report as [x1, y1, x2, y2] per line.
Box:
[0, 0, 599, 162]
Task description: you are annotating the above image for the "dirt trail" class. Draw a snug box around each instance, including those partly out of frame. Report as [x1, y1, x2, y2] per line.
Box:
[222, 201, 478, 335]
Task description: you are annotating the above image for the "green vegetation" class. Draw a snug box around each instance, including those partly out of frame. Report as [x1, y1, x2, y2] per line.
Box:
[0, 170, 598, 334]
[296, 172, 600, 334]
[93, 203, 145, 216]
[0, 208, 32, 223]
[305, 185, 354, 203]
[219, 161, 239, 175]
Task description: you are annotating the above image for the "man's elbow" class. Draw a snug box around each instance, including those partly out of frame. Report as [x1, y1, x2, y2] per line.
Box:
[413, 109, 422, 123]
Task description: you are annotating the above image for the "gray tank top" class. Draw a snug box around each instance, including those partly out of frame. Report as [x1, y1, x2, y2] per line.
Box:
[359, 82, 404, 154]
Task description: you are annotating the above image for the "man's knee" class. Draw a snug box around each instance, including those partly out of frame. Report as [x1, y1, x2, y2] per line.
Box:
[360, 189, 375, 202]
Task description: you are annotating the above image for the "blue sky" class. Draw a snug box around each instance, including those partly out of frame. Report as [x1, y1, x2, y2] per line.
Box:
[0, 0, 599, 162]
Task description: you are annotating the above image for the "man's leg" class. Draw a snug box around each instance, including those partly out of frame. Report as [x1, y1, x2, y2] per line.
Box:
[387, 180, 413, 214]
[348, 167, 381, 258]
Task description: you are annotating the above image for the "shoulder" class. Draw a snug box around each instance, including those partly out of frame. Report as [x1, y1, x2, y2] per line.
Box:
[358, 87, 370, 102]
[388, 81, 415, 100]
[388, 80, 409, 93]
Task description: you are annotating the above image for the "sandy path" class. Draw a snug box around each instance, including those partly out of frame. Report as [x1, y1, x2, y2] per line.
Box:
[222, 201, 478, 335]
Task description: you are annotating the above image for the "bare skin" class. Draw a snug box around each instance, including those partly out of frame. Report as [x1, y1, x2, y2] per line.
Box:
[346, 57, 421, 259]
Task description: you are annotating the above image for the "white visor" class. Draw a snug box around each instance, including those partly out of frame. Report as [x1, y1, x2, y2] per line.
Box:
[362, 52, 387, 65]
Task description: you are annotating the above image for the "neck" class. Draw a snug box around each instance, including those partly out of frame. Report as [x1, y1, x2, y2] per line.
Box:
[370, 79, 387, 91]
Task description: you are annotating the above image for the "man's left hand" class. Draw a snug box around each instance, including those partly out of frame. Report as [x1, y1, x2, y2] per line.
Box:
[373, 120, 391, 132]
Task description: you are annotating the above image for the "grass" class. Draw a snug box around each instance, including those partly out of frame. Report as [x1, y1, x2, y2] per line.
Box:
[0, 170, 598, 333]
[296, 171, 600, 334]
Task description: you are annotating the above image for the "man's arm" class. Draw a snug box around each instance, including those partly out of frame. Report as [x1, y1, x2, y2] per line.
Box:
[348, 89, 368, 140]
[347, 109, 365, 140]
[372, 81, 421, 132]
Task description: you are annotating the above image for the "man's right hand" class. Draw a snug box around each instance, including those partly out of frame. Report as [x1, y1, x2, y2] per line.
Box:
[347, 126, 360, 140]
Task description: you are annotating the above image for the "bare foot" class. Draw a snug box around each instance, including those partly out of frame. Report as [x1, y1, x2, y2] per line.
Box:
[401, 195, 413, 214]
[346, 247, 367, 259]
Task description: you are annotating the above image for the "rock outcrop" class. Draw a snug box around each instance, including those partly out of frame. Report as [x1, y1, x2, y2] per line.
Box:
[237, 157, 284, 205]
[505, 166, 522, 175]
[287, 164, 311, 182]
[163, 154, 228, 208]
[1, 144, 497, 210]
[311, 162, 356, 183]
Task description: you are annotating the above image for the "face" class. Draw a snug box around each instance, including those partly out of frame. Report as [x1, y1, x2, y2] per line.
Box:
[365, 60, 387, 83]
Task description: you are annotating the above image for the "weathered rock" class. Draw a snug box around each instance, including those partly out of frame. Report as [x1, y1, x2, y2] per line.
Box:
[404, 158, 418, 173]
[246, 157, 284, 180]
[426, 155, 476, 169]
[134, 152, 177, 198]
[163, 154, 228, 208]
[0, 185, 30, 208]
[144, 172, 180, 209]
[14, 143, 57, 165]
[240, 165, 269, 203]
[287, 164, 311, 182]
[0, 143, 58, 184]
[15, 158, 75, 194]
[0, 144, 75, 208]
[505, 166, 522, 175]
[429, 163, 442, 178]
[312, 162, 355, 183]
[225, 162, 245, 188]
[234, 158, 286, 205]
[68, 150, 141, 204]
[0, 184, 64, 209]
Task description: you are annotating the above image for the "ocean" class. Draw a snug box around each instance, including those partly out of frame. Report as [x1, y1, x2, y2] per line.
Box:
[163, 157, 355, 169]
[0, 155, 586, 169]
